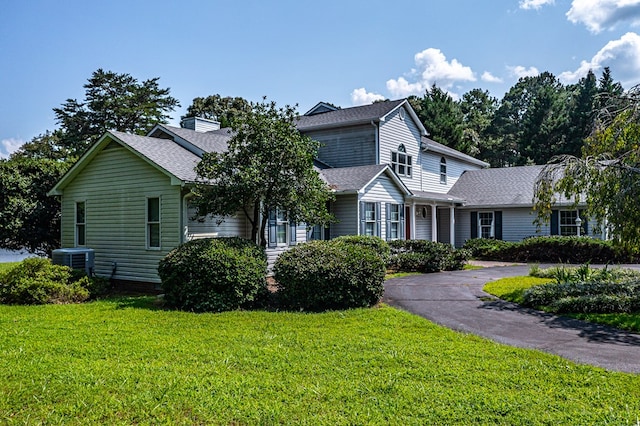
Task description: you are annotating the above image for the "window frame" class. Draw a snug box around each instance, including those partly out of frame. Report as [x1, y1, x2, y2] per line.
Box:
[387, 203, 401, 240]
[364, 202, 377, 237]
[391, 145, 412, 177]
[440, 157, 447, 184]
[276, 210, 289, 246]
[559, 210, 585, 236]
[146, 196, 161, 250]
[478, 211, 494, 239]
[75, 201, 86, 247]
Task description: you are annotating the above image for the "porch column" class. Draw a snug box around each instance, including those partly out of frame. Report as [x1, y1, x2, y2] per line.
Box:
[431, 205, 437, 242]
[449, 205, 455, 247]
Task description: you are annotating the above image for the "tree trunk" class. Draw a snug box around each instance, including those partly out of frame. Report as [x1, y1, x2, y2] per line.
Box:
[259, 210, 269, 247]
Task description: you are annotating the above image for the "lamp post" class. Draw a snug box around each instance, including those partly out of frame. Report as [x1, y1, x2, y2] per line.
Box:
[575, 215, 582, 237]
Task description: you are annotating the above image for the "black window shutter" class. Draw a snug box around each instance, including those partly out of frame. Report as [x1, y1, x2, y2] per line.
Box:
[494, 211, 503, 240]
[289, 221, 297, 245]
[550, 210, 559, 235]
[470, 211, 478, 239]
[359, 202, 365, 235]
[268, 209, 277, 248]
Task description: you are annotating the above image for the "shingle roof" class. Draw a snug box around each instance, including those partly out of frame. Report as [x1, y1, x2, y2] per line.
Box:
[447, 165, 545, 207]
[409, 190, 465, 203]
[320, 164, 389, 192]
[295, 99, 406, 130]
[153, 125, 231, 154]
[110, 131, 201, 182]
[423, 137, 489, 167]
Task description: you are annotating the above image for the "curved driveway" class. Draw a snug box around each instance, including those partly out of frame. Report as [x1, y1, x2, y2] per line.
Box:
[384, 265, 640, 373]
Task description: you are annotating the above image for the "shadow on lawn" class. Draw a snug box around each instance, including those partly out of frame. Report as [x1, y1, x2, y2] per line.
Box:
[109, 296, 166, 311]
[479, 300, 640, 346]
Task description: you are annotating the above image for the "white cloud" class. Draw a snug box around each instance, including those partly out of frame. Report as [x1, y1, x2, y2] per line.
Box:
[0, 138, 24, 159]
[481, 71, 503, 83]
[559, 31, 640, 86]
[350, 88, 385, 105]
[520, 0, 555, 10]
[567, 0, 640, 33]
[507, 65, 540, 78]
[385, 48, 476, 98]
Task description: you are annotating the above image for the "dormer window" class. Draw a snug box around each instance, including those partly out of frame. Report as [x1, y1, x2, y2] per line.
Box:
[391, 144, 412, 177]
[440, 157, 447, 184]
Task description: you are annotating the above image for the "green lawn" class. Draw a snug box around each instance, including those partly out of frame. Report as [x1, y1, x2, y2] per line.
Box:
[1, 298, 639, 424]
[484, 276, 640, 333]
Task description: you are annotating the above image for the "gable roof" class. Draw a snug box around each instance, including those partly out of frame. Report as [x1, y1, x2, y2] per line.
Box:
[296, 99, 426, 136]
[148, 124, 231, 156]
[447, 165, 546, 208]
[48, 131, 202, 195]
[320, 164, 411, 195]
[423, 137, 489, 168]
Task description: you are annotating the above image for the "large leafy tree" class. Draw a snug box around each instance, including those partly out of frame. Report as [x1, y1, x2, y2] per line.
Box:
[534, 83, 640, 248]
[191, 98, 334, 247]
[183, 95, 251, 128]
[54, 69, 179, 155]
[0, 155, 73, 255]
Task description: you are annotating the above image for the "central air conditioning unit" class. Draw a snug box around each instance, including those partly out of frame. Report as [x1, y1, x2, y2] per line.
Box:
[52, 248, 95, 276]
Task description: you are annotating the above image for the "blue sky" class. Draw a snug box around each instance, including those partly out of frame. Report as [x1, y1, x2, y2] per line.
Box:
[3, 0, 640, 158]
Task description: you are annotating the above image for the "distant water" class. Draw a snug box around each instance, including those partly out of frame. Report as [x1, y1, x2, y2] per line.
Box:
[0, 248, 36, 263]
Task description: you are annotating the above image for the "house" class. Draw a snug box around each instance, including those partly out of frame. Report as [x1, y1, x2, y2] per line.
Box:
[48, 99, 594, 288]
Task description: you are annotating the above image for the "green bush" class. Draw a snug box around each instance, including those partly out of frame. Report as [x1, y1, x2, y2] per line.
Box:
[0, 258, 90, 304]
[158, 237, 268, 313]
[463, 236, 632, 264]
[273, 240, 385, 311]
[388, 240, 469, 273]
[332, 235, 390, 262]
[522, 279, 640, 314]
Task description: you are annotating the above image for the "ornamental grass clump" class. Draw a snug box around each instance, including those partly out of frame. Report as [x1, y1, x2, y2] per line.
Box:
[273, 240, 385, 311]
[158, 237, 268, 313]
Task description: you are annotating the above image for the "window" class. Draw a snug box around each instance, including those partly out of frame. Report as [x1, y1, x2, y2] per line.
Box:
[75, 201, 86, 246]
[364, 202, 377, 236]
[560, 210, 585, 236]
[276, 210, 288, 244]
[387, 204, 400, 240]
[391, 144, 412, 177]
[440, 157, 447, 184]
[478, 212, 494, 239]
[147, 197, 161, 249]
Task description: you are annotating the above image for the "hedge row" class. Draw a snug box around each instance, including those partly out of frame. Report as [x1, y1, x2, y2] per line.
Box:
[388, 239, 469, 273]
[463, 236, 636, 264]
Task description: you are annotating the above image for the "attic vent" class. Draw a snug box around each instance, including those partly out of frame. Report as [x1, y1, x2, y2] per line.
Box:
[399, 108, 406, 120]
[180, 117, 221, 133]
[52, 248, 95, 276]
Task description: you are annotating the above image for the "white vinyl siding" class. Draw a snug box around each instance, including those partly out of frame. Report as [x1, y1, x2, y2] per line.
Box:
[414, 205, 434, 241]
[378, 107, 422, 191]
[360, 174, 405, 239]
[422, 152, 482, 193]
[60, 144, 182, 284]
[329, 194, 358, 238]
[186, 204, 248, 241]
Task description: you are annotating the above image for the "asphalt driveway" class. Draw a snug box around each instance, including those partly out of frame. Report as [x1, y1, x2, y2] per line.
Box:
[383, 265, 640, 373]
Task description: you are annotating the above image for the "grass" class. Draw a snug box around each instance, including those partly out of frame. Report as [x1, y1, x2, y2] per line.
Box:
[483, 276, 552, 304]
[484, 276, 640, 333]
[1, 298, 640, 424]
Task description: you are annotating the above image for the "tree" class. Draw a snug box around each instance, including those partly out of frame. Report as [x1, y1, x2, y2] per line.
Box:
[459, 88, 499, 162]
[183, 95, 251, 128]
[534, 84, 640, 249]
[0, 156, 73, 255]
[414, 85, 466, 153]
[191, 98, 334, 247]
[54, 69, 179, 155]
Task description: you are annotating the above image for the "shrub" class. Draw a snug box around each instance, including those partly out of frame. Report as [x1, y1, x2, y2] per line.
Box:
[158, 237, 267, 313]
[332, 235, 390, 262]
[464, 236, 632, 264]
[0, 257, 90, 304]
[388, 240, 469, 273]
[273, 240, 385, 311]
